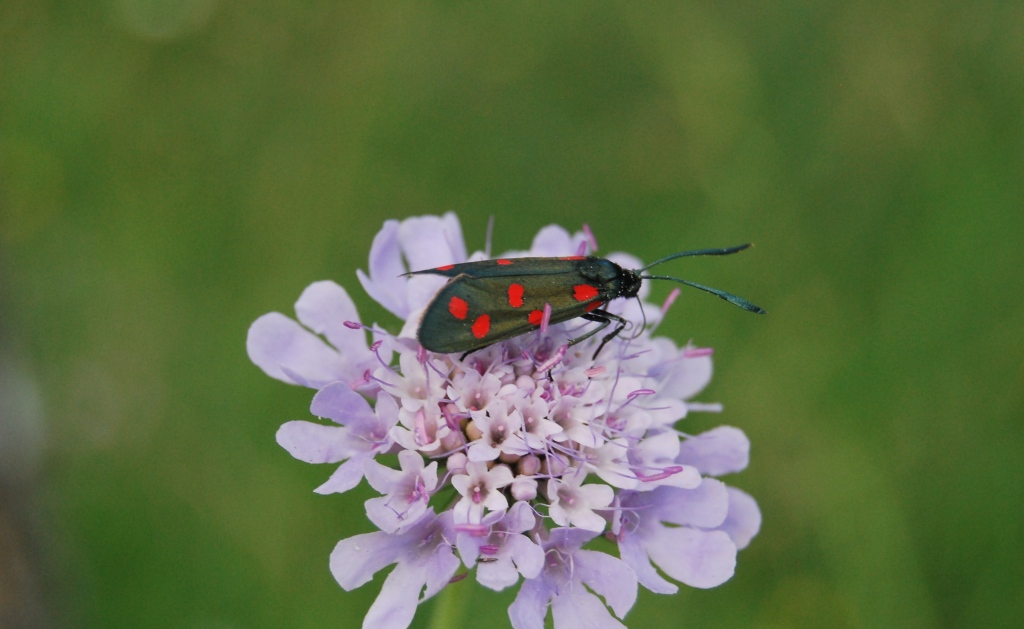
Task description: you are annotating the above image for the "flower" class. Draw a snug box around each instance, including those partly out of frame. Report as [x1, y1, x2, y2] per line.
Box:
[249, 212, 760, 628]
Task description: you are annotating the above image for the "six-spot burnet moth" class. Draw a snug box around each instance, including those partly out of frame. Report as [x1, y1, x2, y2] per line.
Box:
[408, 244, 765, 358]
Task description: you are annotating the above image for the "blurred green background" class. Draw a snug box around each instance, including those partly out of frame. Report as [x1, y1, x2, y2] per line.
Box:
[2, 1, 1022, 628]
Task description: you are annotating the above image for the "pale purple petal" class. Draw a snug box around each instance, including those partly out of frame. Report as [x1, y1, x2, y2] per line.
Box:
[718, 487, 761, 550]
[677, 426, 750, 476]
[650, 527, 736, 589]
[454, 531, 482, 566]
[365, 496, 405, 531]
[551, 590, 627, 629]
[404, 275, 449, 321]
[644, 397, 687, 426]
[656, 479, 730, 529]
[314, 457, 366, 494]
[275, 421, 350, 463]
[362, 560, 426, 629]
[618, 533, 677, 594]
[399, 213, 466, 271]
[330, 530, 402, 590]
[476, 551, 522, 591]
[575, 549, 638, 618]
[421, 543, 461, 599]
[247, 313, 346, 386]
[509, 578, 551, 629]
[549, 526, 600, 552]
[659, 352, 713, 400]
[294, 281, 367, 356]
[527, 225, 585, 257]
[310, 382, 375, 425]
[506, 500, 538, 532]
[357, 220, 407, 318]
[278, 365, 316, 388]
[362, 457, 407, 494]
[505, 534, 544, 580]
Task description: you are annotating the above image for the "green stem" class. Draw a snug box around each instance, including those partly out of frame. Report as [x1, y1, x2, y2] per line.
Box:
[427, 578, 465, 629]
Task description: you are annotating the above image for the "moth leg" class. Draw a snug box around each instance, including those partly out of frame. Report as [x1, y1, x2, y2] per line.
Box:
[571, 309, 628, 358]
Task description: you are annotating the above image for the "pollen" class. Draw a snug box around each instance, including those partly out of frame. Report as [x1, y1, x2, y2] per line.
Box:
[471, 314, 490, 339]
[573, 284, 599, 302]
[448, 296, 469, 320]
[508, 283, 524, 308]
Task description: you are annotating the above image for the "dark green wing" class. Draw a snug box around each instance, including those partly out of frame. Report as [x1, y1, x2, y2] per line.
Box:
[416, 271, 600, 353]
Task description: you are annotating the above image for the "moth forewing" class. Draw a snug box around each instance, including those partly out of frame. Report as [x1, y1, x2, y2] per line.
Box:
[416, 270, 602, 354]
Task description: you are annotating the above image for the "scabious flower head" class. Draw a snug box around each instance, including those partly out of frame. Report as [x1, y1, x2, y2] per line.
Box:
[248, 213, 761, 629]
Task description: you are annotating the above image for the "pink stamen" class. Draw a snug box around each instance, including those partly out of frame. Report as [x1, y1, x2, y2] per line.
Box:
[417, 345, 428, 363]
[582, 223, 598, 252]
[684, 347, 714, 358]
[574, 240, 588, 257]
[454, 523, 490, 537]
[343, 320, 363, 329]
[411, 477, 428, 502]
[660, 288, 680, 315]
[480, 544, 499, 555]
[448, 573, 469, 584]
[636, 466, 683, 482]
[584, 366, 606, 378]
[540, 303, 552, 333]
[370, 340, 383, 352]
[441, 403, 460, 432]
[536, 344, 567, 372]
[626, 388, 656, 401]
[350, 370, 371, 389]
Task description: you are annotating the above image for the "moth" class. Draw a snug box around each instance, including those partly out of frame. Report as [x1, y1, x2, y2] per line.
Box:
[409, 244, 765, 357]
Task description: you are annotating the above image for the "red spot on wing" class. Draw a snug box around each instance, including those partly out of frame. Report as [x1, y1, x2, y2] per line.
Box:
[508, 283, 524, 308]
[528, 310, 543, 326]
[471, 314, 491, 339]
[448, 296, 468, 320]
[496, 259, 513, 265]
[585, 300, 603, 312]
[560, 256, 585, 260]
[437, 264, 455, 271]
[573, 284, 600, 302]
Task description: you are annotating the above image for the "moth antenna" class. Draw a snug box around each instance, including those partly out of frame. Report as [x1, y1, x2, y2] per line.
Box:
[641, 243, 752, 272]
[641, 275, 767, 314]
